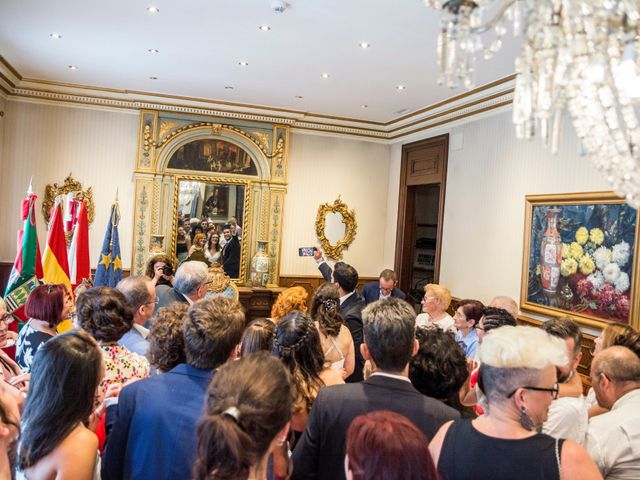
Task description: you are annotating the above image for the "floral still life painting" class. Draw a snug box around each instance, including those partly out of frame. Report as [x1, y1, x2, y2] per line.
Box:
[521, 192, 639, 328]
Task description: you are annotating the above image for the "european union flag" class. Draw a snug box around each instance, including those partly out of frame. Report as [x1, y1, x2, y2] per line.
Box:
[94, 202, 122, 287]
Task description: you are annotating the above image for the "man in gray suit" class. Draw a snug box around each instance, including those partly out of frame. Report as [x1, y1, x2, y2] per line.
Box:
[155, 261, 209, 313]
[292, 298, 460, 480]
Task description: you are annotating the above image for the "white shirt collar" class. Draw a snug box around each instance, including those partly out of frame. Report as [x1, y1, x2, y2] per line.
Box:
[339, 291, 355, 305]
[370, 371, 411, 383]
[612, 388, 640, 411]
[132, 323, 149, 339]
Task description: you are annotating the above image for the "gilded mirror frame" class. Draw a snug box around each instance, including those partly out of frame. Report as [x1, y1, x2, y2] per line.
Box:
[170, 174, 252, 281]
[132, 110, 289, 287]
[315, 197, 357, 259]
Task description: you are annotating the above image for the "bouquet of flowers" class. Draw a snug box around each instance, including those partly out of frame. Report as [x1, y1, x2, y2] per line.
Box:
[558, 226, 630, 319]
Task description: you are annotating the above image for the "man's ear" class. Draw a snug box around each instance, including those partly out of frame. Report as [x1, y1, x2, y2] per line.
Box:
[573, 351, 583, 370]
[411, 338, 419, 357]
[360, 343, 371, 361]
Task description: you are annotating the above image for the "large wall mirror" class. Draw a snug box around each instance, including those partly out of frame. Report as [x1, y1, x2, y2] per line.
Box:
[132, 111, 289, 286]
[173, 177, 250, 280]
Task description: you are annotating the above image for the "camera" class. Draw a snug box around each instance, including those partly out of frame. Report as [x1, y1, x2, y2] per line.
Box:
[162, 265, 173, 276]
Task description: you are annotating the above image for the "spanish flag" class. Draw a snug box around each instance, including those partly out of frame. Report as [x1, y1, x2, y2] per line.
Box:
[42, 200, 72, 332]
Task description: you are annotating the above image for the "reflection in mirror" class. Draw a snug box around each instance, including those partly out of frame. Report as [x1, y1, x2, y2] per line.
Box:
[324, 212, 346, 245]
[176, 180, 245, 279]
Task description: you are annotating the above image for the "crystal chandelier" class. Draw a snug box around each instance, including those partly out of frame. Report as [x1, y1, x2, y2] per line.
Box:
[423, 0, 640, 208]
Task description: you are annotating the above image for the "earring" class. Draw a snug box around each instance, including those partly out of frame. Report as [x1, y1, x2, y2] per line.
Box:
[520, 406, 535, 431]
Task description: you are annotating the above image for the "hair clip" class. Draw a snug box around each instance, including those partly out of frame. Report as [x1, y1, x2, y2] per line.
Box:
[222, 406, 240, 422]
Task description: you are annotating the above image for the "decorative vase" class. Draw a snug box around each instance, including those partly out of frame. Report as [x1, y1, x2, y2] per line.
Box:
[250, 241, 270, 287]
[540, 208, 562, 294]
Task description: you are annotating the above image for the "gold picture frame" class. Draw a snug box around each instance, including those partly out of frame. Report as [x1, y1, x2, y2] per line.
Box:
[520, 191, 640, 329]
[315, 197, 357, 259]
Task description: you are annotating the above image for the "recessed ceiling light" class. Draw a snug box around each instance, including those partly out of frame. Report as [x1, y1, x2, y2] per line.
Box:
[396, 85, 406, 91]
[295, 95, 303, 99]
[149, 76, 158, 80]
[321, 73, 330, 79]
[146, 6, 160, 13]
[396, 108, 410, 114]
[225, 86, 234, 90]
[358, 41, 371, 49]
[258, 25, 271, 31]
[148, 48, 159, 54]
[360, 104, 368, 108]
[50, 33, 62, 39]
[68, 65, 78, 70]
[238, 61, 249, 67]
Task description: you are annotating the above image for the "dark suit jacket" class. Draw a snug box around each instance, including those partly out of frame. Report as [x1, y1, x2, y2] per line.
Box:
[291, 375, 460, 480]
[340, 292, 366, 383]
[222, 235, 240, 278]
[361, 281, 406, 304]
[101, 364, 214, 480]
[154, 284, 188, 314]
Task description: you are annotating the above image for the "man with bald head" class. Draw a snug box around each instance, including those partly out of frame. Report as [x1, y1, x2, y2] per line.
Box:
[488, 296, 519, 317]
[585, 346, 640, 479]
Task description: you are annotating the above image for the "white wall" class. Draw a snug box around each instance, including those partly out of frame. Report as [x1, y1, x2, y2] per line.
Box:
[281, 132, 391, 277]
[384, 109, 610, 306]
[0, 100, 138, 267]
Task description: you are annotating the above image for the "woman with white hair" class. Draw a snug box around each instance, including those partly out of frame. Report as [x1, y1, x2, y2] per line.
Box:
[429, 326, 602, 480]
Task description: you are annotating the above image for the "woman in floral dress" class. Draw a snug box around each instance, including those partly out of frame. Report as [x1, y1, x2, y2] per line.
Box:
[75, 287, 150, 401]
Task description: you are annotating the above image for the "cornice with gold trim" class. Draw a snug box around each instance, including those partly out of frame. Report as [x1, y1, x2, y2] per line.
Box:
[0, 55, 515, 142]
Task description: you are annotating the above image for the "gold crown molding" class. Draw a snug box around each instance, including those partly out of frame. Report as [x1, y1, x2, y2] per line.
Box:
[0, 55, 21, 82]
[387, 74, 516, 126]
[2, 54, 516, 142]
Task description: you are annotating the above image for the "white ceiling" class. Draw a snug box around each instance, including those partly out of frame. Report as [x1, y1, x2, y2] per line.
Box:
[0, 0, 520, 123]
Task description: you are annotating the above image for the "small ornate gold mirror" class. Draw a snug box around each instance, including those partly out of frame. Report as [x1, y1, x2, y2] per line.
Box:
[315, 197, 357, 259]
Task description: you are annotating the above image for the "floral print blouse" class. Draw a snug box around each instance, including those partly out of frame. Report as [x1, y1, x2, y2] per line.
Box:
[15, 321, 54, 373]
[98, 344, 150, 401]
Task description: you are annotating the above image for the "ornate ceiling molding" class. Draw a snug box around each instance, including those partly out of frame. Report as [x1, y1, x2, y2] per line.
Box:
[0, 56, 514, 142]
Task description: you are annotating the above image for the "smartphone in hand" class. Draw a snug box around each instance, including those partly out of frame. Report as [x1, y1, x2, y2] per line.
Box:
[298, 247, 316, 256]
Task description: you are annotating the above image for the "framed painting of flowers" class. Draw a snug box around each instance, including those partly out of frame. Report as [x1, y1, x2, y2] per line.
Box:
[520, 192, 639, 329]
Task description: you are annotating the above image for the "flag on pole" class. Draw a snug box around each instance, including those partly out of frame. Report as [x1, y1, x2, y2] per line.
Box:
[68, 200, 91, 293]
[3, 189, 43, 323]
[42, 198, 73, 332]
[94, 201, 122, 288]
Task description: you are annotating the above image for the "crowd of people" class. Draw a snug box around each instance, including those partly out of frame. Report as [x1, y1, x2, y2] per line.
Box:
[174, 215, 242, 277]
[0, 246, 637, 479]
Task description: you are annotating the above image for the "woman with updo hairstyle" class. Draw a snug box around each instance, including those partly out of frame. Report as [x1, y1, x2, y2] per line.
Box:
[311, 283, 355, 379]
[345, 411, 439, 480]
[239, 318, 276, 357]
[76, 287, 150, 400]
[272, 311, 343, 438]
[16, 284, 73, 373]
[17, 331, 103, 479]
[146, 303, 189, 373]
[270, 287, 309, 324]
[193, 352, 293, 480]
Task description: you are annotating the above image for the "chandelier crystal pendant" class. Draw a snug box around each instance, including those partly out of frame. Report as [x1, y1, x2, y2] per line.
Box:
[424, 0, 640, 208]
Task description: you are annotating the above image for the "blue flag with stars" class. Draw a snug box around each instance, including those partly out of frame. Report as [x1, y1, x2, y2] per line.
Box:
[94, 202, 122, 287]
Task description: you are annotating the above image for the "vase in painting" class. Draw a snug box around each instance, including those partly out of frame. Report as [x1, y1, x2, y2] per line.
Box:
[540, 208, 562, 294]
[250, 241, 270, 287]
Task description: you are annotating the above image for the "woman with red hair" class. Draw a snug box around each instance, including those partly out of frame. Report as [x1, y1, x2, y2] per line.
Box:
[15, 284, 72, 373]
[345, 410, 439, 480]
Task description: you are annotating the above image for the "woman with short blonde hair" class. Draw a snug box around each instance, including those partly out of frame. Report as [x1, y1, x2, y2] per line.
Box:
[416, 284, 455, 332]
[429, 326, 602, 480]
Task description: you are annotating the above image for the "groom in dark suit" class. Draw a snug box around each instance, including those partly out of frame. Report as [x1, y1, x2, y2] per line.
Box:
[292, 298, 460, 480]
[221, 224, 240, 278]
